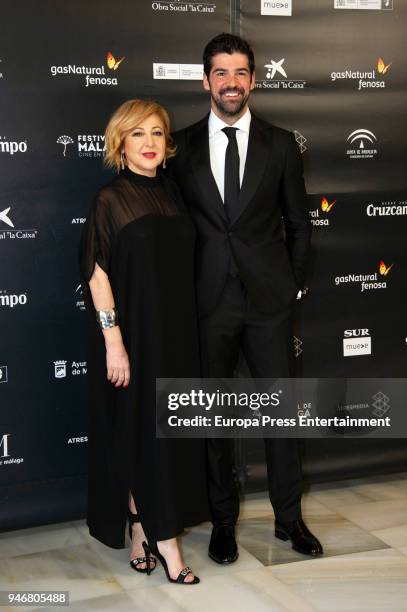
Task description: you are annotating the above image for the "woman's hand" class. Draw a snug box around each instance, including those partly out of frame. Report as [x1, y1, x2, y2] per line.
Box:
[88, 263, 130, 387]
[105, 333, 130, 388]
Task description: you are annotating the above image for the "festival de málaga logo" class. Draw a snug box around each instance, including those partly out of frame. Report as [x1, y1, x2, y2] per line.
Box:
[331, 57, 392, 91]
[335, 260, 394, 292]
[309, 196, 337, 227]
[50, 51, 125, 87]
[57, 134, 105, 158]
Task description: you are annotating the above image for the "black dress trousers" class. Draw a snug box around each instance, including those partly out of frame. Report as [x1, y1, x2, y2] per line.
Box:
[199, 275, 303, 525]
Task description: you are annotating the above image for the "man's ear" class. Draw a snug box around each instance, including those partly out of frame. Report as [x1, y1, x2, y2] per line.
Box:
[203, 73, 211, 92]
[250, 71, 256, 90]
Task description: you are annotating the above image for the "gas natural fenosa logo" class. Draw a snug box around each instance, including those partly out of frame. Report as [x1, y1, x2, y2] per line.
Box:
[309, 196, 337, 227]
[331, 57, 392, 90]
[335, 260, 394, 292]
[379, 260, 393, 276]
[107, 52, 125, 70]
[50, 52, 124, 87]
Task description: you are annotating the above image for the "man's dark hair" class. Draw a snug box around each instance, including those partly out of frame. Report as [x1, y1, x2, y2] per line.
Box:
[203, 33, 255, 77]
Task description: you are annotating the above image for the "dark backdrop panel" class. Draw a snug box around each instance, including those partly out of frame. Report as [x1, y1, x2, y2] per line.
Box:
[1, 0, 406, 531]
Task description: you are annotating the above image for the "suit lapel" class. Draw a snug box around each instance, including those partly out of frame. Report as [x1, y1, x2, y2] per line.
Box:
[229, 116, 270, 226]
[188, 116, 228, 225]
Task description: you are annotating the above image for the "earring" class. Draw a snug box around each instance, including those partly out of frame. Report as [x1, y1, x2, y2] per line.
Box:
[121, 152, 125, 170]
[162, 157, 166, 169]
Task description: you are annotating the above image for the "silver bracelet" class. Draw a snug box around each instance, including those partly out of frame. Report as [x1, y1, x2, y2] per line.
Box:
[96, 308, 118, 329]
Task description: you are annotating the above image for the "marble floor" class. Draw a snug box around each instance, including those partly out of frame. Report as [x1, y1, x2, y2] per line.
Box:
[1, 472, 407, 611]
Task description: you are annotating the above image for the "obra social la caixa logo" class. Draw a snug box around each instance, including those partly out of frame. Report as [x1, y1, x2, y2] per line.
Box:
[152, 0, 217, 13]
[255, 57, 307, 90]
[335, 260, 394, 293]
[50, 51, 125, 87]
[309, 196, 337, 227]
[0, 434, 24, 467]
[331, 57, 392, 91]
[0, 206, 38, 241]
[57, 134, 105, 158]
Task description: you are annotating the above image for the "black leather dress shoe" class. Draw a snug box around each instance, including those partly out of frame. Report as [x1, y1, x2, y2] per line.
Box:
[275, 518, 323, 556]
[208, 525, 239, 564]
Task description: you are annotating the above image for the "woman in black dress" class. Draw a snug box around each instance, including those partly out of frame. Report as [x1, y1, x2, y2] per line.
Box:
[80, 99, 208, 584]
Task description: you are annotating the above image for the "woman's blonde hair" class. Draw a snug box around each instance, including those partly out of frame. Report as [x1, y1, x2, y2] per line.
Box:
[104, 99, 176, 172]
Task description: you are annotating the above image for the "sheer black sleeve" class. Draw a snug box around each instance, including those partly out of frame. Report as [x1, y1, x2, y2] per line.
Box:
[79, 193, 114, 283]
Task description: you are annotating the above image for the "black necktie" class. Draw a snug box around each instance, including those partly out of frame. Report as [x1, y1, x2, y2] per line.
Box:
[222, 127, 240, 221]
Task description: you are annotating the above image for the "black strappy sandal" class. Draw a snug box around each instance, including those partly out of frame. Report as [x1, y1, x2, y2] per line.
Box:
[142, 540, 200, 584]
[128, 510, 156, 574]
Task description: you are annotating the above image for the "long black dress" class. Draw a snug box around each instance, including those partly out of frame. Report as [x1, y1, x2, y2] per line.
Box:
[80, 167, 209, 548]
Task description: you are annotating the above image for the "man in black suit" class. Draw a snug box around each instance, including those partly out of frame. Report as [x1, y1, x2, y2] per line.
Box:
[169, 33, 323, 563]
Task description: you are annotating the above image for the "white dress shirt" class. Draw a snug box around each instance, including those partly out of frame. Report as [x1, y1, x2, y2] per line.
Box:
[208, 108, 251, 202]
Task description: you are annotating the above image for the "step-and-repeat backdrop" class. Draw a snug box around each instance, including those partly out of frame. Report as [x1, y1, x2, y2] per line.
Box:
[1, 0, 406, 529]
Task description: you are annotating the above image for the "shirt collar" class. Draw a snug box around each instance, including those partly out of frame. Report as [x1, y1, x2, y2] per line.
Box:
[208, 108, 251, 137]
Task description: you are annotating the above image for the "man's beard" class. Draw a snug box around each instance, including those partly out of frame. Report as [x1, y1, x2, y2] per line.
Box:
[211, 87, 250, 118]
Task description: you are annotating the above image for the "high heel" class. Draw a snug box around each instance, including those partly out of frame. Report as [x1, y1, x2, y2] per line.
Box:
[143, 540, 200, 585]
[128, 510, 156, 574]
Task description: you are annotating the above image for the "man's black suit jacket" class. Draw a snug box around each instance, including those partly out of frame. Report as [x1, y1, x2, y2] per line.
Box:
[169, 113, 311, 318]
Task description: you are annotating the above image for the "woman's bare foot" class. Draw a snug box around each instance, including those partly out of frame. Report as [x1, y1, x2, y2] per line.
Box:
[130, 521, 156, 571]
[156, 537, 197, 583]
